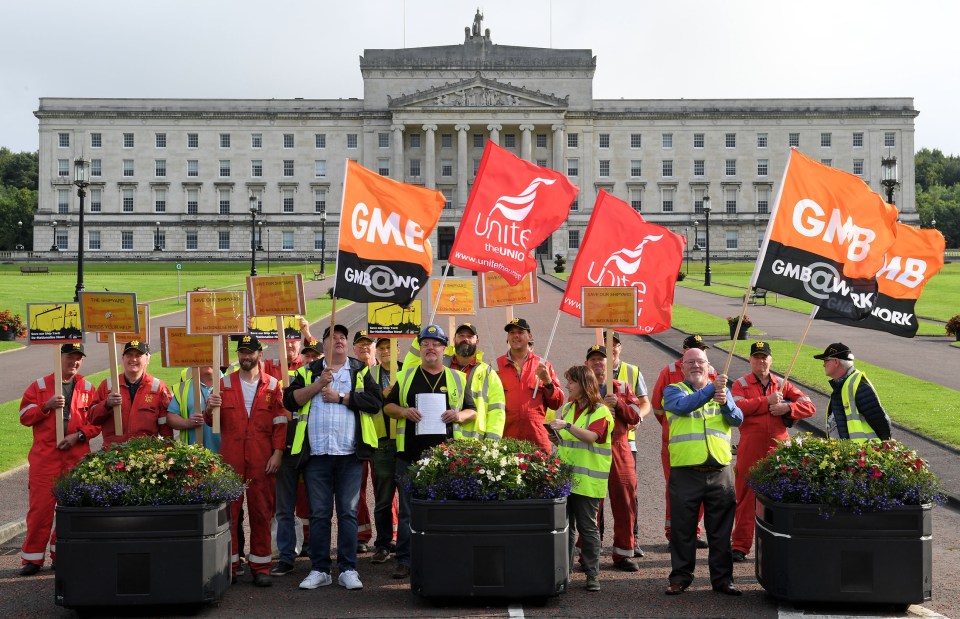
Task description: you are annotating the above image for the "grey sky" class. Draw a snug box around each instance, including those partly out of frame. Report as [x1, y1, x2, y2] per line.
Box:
[2, 0, 957, 156]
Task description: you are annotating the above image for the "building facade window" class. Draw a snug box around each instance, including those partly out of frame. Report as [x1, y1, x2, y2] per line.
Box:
[629, 187, 642, 211]
[821, 158, 832, 167]
[123, 133, 135, 148]
[409, 133, 420, 148]
[441, 189, 453, 209]
[58, 159, 70, 177]
[567, 133, 579, 148]
[314, 188, 327, 213]
[88, 230, 101, 250]
[693, 133, 704, 149]
[570, 196, 579, 212]
[251, 133, 262, 148]
[789, 133, 800, 148]
[504, 134, 516, 148]
[568, 229, 580, 249]
[473, 134, 484, 148]
[219, 133, 230, 148]
[661, 133, 673, 149]
[154, 188, 166, 213]
[661, 187, 674, 212]
[535, 158, 547, 168]
[662, 160, 673, 177]
[252, 160, 263, 177]
[693, 160, 705, 177]
[282, 231, 294, 250]
[283, 160, 294, 176]
[377, 158, 390, 176]
[187, 188, 199, 214]
[314, 133, 326, 148]
[726, 230, 739, 250]
[187, 159, 198, 177]
[58, 133, 70, 147]
[90, 188, 102, 212]
[598, 160, 610, 177]
[122, 188, 134, 212]
[186, 231, 198, 250]
[55, 230, 69, 250]
[756, 187, 770, 214]
[378, 132, 390, 148]
[314, 160, 327, 177]
[409, 159, 421, 177]
[884, 131, 896, 147]
[155, 159, 166, 177]
[121, 231, 134, 250]
[187, 133, 198, 148]
[219, 188, 231, 214]
[219, 160, 231, 177]
[347, 134, 358, 149]
[630, 160, 642, 177]
[757, 133, 768, 148]
[598, 133, 610, 149]
[283, 133, 295, 148]
[567, 158, 579, 177]
[218, 230, 230, 250]
[473, 158, 482, 175]
[757, 159, 768, 176]
[725, 187, 738, 213]
[91, 159, 101, 177]
[440, 159, 453, 177]
[314, 231, 325, 251]
[283, 189, 295, 213]
[441, 133, 453, 148]
[123, 159, 134, 177]
[821, 132, 832, 147]
[853, 131, 864, 148]
[536, 133, 547, 148]
[57, 188, 70, 214]
[725, 159, 737, 176]
[853, 158, 864, 176]
[725, 133, 737, 148]
[630, 133, 642, 149]
[156, 133, 166, 148]
[90, 133, 102, 148]
[156, 230, 166, 251]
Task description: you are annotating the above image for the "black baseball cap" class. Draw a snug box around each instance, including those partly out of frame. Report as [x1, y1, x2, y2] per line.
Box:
[353, 330, 373, 345]
[322, 324, 349, 340]
[123, 340, 150, 354]
[504, 318, 531, 332]
[375, 337, 391, 347]
[682, 334, 708, 350]
[455, 323, 478, 336]
[237, 335, 262, 352]
[813, 342, 854, 361]
[302, 338, 322, 355]
[61, 342, 86, 357]
[585, 344, 607, 359]
[602, 330, 621, 343]
[750, 341, 771, 357]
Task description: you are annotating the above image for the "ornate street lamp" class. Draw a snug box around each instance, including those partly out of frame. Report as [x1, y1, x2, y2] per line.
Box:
[154, 221, 162, 251]
[703, 196, 712, 286]
[16, 220, 24, 251]
[73, 157, 90, 300]
[880, 155, 900, 206]
[319, 208, 327, 278]
[249, 196, 258, 276]
[684, 226, 690, 276]
[50, 220, 59, 252]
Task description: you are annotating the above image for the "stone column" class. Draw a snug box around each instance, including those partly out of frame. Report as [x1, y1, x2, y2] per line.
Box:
[552, 124, 564, 172]
[392, 124, 404, 181]
[423, 124, 438, 190]
[455, 124, 470, 209]
[487, 124, 502, 146]
[519, 124, 535, 161]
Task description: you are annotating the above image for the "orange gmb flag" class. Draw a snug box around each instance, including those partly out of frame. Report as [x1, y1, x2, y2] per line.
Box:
[335, 160, 445, 305]
[448, 141, 578, 285]
[816, 223, 946, 337]
[560, 191, 684, 335]
[764, 149, 899, 280]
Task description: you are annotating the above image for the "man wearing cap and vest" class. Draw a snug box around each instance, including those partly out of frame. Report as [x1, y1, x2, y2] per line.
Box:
[169, 366, 222, 452]
[603, 330, 651, 556]
[271, 336, 326, 577]
[283, 324, 382, 592]
[18, 343, 100, 576]
[662, 347, 743, 597]
[496, 317, 565, 452]
[584, 345, 643, 572]
[352, 330, 377, 555]
[730, 341, 816, 562]
[449, 323, 506, 440]
[204, 335, 287, 587]
[651, 334, 715, 544]
[89, 340, 183, 446]
[815, 342, 891, 442]
[383, 324, 477, 580]
[366, 337, 400, 565]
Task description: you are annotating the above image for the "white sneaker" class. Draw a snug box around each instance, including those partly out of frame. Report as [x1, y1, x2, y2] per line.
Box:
[338, 569, 363, 590]
[299, 570, 332, 589]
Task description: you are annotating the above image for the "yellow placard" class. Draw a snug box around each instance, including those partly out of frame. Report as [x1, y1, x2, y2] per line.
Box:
[429, 278, 476, 315]
[26, 302, 82, 344]
[186, 291, 248, 335]
[78, 292, 139, 334]
[247, 274, 306, 317]
[160, 327, 215, 367]
[97, 304, 150, 344]
[367, 301, 422, 337]
[478, 271, 539, 308]
[580, 286, 639, 328]
[249, 315, 303, 342]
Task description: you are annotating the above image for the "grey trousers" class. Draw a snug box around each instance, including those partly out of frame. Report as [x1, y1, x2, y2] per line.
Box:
[568, 493, 602, 578]
[667, 465, 736, 588]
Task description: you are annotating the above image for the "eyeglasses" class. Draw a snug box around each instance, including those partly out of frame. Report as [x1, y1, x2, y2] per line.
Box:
[683, 359, 707, 366]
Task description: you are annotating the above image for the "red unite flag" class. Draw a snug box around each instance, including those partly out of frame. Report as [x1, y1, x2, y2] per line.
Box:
[561, 191, 685, 335]
[448, 142, 578, 285]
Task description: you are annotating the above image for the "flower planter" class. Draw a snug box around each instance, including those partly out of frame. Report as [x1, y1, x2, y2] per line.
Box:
[410, 497, 568, 599]
[728, 324, 749, 340]
[754, 494, 932, 606]
[55, 502, 231, 608]
[0, 330, 15, 341]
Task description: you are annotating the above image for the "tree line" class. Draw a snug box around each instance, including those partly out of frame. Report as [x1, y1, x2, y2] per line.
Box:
[0, 147, 956, 251]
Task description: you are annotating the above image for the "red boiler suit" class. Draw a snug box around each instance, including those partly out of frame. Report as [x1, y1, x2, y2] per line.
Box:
[19, 373, 100, 567]
[210, 371, 287, 577]
[89, 373, 173, 447]
[496, 353, 564, 452]
[651, 360, 714, 540]
[730, 373, 816, 554]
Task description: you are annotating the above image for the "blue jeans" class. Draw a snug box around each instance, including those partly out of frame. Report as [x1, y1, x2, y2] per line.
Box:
[303, 454, 362, 574]
[274, 454, 301, 565]
[395, 459, 413, 567]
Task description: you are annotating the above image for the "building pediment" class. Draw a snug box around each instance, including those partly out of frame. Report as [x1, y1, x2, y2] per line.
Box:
[388, 75, 568, 109]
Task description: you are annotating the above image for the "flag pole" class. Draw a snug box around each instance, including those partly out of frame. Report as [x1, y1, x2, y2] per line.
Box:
[779, 306, 819, 391]
[721, 292, 754, 377]
[532, 309, 563, 399]
[427, 263, 451, 325]
[325, 297, 338, 362]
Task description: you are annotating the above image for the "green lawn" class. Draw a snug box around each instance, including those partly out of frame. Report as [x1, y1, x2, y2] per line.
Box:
[0, 341, 24, 354]
[715, 340, 960, 448]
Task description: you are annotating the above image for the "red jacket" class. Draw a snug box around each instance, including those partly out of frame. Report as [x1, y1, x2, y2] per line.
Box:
[89, 373, 172, 447]
[496, 352, 565, 452]
[262, 356, 303, 381]
[607, 380, 641, 446]
[730, 373, 816, 440]
[652, 359, 717, 435]
[20, 373, 100, 469]
[210, 371, 287, 476]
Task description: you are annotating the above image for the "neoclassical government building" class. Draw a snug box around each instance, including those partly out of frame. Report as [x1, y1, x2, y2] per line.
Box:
[34, 14, 918, 261]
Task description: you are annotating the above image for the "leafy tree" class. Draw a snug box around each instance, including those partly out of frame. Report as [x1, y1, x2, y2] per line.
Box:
[0, 186, 35, 250]
[916, 184, 960, 249]
[0, 147, 39, 190]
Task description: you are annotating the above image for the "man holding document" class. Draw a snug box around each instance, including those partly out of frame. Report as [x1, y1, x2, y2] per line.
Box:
[383, 324, 477, 580]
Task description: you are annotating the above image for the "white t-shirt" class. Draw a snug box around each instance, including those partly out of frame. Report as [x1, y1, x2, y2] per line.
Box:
[240, 375, 259, 417]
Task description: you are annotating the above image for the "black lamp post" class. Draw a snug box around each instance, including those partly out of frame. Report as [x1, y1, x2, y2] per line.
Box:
[319, 208, 327, 278]
[703, 196, 712, 286]
[153, 221, 162, 251]
[50, 220, 59, 252]
[16, 220, 24, 251]
[880, 155, 899, 206]
[73, 157, 89, 300]
[683, 226, 690, 275]
[249, 196, 258, 276]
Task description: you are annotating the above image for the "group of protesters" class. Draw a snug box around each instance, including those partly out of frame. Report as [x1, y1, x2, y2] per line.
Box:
[18, 312, 890, 596]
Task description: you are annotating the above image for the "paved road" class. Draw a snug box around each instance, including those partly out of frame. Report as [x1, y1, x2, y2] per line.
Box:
[1, 274, 958, 618]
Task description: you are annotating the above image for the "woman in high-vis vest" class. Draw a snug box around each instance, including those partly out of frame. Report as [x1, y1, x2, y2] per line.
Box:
[548, 365, 612, 593]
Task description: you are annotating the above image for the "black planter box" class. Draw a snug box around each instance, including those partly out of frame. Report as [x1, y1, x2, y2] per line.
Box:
[410, 497, 568, 599]
[55, 502, 231, 608]
[755, 494, 932, 605]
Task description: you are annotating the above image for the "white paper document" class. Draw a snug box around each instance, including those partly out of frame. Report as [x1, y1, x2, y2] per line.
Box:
[415, 393, 447, 435]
